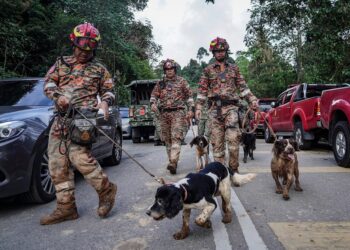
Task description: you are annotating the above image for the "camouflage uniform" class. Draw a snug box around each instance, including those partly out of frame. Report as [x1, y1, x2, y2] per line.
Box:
[198, 102, 209, 138]
[196, 61, 257, 172]
[150, 76, 194, 171]
[43, 55, 116, 219]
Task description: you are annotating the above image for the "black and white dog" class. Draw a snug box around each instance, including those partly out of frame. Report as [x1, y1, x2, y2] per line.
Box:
[146, 162, 256, 240]
[190, 135, 209, 172]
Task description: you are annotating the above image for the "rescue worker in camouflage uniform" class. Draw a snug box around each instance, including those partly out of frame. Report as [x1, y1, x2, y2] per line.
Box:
[41, 23, 117, 225]
[195, 37, 258, 174]
[150, 59, 194, 174]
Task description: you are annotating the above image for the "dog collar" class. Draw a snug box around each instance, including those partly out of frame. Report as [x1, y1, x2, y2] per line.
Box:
[180, 184, 188, 202]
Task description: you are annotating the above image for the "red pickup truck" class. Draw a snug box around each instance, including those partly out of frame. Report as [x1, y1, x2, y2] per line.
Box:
[320, 86, 350, 167]
[264, 83, 347, 149]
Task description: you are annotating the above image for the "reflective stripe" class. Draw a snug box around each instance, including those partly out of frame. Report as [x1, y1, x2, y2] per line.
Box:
[45, 82, 57, 89]
[240, 89, 251, 97]
[197, 94, 206, 100]
[56, 181, 74, 192]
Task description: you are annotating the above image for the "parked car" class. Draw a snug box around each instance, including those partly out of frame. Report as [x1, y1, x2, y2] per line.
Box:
[320, 86, 350, 167]
[255, 98, 277, 136]
[120, 107, 131, 139]
[264, 83, 348, 149]
[0, 78, 123, 203]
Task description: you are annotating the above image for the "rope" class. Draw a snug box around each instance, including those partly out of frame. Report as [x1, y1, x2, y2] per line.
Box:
[73, 108, 164, 184]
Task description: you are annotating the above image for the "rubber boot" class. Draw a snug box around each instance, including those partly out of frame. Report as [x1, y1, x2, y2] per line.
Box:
[40, 202, 78, 225]
[97, 182, 117, 218]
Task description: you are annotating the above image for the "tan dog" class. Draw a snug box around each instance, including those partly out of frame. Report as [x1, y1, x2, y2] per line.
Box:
[271, 138, 303, 200]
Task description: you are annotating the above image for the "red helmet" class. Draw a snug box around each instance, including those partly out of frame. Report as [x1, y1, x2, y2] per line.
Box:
[209, 37, 229, 52]
[69, 23, 101, 51]
[162, 59, 178, 71]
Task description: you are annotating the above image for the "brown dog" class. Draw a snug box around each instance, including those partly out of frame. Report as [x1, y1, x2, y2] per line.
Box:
[190, 136, 209, 172]
[271, 138, 303, 200]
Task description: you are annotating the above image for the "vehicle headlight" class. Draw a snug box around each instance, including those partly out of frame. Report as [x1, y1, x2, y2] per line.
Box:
[0, 121, 27, 141]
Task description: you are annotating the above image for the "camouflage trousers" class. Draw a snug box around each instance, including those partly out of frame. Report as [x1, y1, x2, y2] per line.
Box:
[208, 106, 242, 171]
[198, 118, 210, 138]
[160, 109, 187, 165]
[153, 114, 162, 141]
[47, 118, 110, 206]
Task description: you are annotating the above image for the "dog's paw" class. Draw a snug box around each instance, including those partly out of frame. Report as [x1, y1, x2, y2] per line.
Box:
[173, 230, 189, 240]
[295, 186, 303, 192]
[282, 192, 290, 200]
[222, 213, 232, 224]
[275, 188, 283, 194]
[195, 218, 212, 228]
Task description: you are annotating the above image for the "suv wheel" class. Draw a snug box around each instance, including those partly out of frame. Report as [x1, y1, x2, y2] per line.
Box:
[264, 124, 274, 143]
[104, 131, 122, 166]
[293, 122, 312, 150]
[332, 121, 350, 167]
[20, 141, 56, 203]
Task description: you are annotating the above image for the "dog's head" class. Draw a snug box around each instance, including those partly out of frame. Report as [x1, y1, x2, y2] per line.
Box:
[190, 135, 208, 148]
[273, 138, 299, 160]
[146, 185, 183, 220]
[241, 132, 256, 145]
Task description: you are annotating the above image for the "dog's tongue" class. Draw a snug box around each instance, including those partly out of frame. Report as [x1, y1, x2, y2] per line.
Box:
[287, 154, 295, 160]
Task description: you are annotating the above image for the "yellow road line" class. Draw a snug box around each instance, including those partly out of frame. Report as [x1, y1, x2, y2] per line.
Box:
[240, 167, 350, 173]
[269, 222, 350, 250]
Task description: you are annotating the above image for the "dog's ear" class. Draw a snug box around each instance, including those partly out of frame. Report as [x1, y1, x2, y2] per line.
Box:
[273, 139, 284, 155]
[289, 138, 299, 151]
[165, 191, 183, 219]
[190, 137, 197, 148]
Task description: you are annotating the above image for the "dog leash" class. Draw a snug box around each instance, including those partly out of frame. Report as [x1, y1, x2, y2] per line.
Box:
[241, 107, 260, 134]
[74, 108, 165, 185]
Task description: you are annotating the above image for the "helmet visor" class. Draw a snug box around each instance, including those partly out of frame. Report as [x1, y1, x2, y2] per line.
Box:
[74, 37, 98, 51]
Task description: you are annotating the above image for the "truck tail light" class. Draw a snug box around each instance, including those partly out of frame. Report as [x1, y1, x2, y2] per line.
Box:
[129, 107, 134, 118]
[314, 101, 321, 116]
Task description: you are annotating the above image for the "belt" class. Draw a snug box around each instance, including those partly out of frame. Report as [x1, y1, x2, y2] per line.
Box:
[160, 107, 184, 113]
[208, 98, 239, 108]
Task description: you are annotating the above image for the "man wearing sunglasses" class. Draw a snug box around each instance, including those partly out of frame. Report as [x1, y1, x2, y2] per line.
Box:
[41, 23, 117, 225]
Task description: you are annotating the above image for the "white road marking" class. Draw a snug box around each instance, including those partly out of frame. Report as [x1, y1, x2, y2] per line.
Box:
[231, 188, 268, 250]
[212, 197, 232, 250]
[208, 154, 267, 249]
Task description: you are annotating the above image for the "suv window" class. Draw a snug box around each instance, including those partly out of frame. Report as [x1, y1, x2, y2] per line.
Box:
[283, 89, 294, 104]
[276, 93, 285, 107]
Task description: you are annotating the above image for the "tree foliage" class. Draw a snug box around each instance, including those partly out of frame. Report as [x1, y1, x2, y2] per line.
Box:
[0, 0, 161, 106]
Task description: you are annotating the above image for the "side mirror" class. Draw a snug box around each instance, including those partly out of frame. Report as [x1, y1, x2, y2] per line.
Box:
[270, 102, 276, 108]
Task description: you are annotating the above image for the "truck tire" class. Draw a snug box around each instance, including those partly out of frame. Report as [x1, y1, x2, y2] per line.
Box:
[294, 122, 312, 150]
[132, 127, 141, 143]
[264, 124, 274, 143]
[332, 121, 350, 167]
[104, 131, 122, 166]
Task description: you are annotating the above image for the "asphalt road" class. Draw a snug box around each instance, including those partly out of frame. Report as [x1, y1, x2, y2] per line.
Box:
[1, 132, 350, 250]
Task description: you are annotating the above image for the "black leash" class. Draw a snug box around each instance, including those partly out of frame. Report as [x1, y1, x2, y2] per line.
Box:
[73, 108, 164, 184]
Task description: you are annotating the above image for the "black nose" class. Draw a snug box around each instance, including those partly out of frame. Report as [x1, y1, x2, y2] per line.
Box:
[146, 210, 151, 216]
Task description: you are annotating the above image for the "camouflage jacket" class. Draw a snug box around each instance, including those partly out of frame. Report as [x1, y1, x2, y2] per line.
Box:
[150, 76, 194, 111]
[44, 56, 115, 108]
[196, 61, 257, 109]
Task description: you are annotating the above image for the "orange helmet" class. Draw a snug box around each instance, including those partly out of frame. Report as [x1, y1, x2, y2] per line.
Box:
[209, 37, 229, 52]
[69, 23, 101, 51]
[162, 59, 178, 72]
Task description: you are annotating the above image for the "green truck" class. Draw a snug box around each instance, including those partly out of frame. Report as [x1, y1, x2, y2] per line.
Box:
[127, 79, 159, 143]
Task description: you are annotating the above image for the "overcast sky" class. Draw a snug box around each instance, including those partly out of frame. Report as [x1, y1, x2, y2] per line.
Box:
[135, 0, 252, 67]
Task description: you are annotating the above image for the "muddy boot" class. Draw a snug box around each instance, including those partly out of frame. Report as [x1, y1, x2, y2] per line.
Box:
[97, 182, 117, 218]
[40, 202, 78, 225]
[167, 162, 177, 175]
